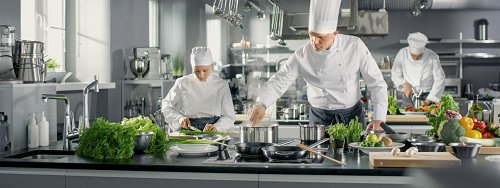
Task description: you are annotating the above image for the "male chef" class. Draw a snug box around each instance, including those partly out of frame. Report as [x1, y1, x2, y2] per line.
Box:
[162, 47, 235, 132]
[248, 0, 387, 130]
[391, 32, 445, 106]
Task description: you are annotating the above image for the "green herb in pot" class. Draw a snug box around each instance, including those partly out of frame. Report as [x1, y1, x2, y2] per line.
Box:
[327, 123, 348, 140]
[347, 117, 363, 143]
[387, 96, 399, 115]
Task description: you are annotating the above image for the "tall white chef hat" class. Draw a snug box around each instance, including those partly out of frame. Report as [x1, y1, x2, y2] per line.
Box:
[190, 46, 213, 67]
[407, 32, 428, 54]
[308, 0, 342, 34]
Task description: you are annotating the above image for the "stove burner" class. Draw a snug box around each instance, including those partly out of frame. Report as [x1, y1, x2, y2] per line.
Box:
[234, 155, 268, 163]
[268, 159, 309, 163]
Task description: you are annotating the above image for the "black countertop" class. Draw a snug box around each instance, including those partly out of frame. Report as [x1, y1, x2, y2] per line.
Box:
[0, 141, 494, 176]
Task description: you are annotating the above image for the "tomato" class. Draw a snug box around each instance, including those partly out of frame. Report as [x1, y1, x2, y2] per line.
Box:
[472, 117, 478, 123]
[459, 117, 474, 130]
[474, 121, 487, 133]
[465, 130, 482, 139]
[482, 132, 495, 139]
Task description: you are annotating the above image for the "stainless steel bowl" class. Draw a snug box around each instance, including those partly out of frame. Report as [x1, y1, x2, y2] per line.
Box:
[407, 134, 435, 143]
[412, 142, 446, 152]
[130, 58, 150, 78]
[239, 121, 278, 143]
[386, 132, 411, 143]
[134, 132, 154, 151]
[449, 142, 481, 159]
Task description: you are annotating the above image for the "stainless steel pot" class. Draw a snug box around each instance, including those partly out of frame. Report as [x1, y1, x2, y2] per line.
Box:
[240, 121, 278, 143]
[299, 124, 325, 143]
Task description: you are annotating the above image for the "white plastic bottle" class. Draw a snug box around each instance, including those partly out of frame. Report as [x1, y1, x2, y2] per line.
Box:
[38, 111, 49, 146]
[27, 114, 39, 148]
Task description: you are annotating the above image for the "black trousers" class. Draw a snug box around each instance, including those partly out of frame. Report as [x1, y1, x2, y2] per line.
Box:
[309, 102, 367, 130]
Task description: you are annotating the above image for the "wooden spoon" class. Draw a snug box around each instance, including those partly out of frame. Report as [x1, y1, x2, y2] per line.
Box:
[296, 144, 347, 166]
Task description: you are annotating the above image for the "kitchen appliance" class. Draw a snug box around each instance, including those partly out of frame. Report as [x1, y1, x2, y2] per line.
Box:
[129, 57, 150, 79]
[444, 78, 461, 98]
[493, 98, 500, 125]
[14, 40, 46, 83]
[133, 47, 161, 80]
[0, 25, 18, 82]
[474, 18, 488, 40]
[239, 121, 278, 143]
[159, 54, 172, 80]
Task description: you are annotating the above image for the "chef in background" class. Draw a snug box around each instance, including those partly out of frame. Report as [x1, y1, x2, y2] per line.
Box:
[391, 32, 445, 107]
[162, 47, 235, 132]
[248, 0, 388, 130]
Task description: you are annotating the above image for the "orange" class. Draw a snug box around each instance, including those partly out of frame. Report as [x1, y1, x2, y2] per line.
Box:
[465, 130, 482, 139]
[459, 116, 474, 130]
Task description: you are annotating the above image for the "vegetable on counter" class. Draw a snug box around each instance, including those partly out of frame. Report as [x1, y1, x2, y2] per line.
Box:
[459, 136, 496, 147]
[122, 116, 169, 157]
[326, 123, 348, 141]
[347, 117, 363, 143]
[76, 118, 136, 160]
[439, 119, 465, 144]
[387, 96, 399, 115]
[426, 93, 460, 137]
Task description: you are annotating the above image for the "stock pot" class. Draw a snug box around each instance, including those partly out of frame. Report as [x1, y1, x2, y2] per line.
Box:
[239, 121, 279, 143]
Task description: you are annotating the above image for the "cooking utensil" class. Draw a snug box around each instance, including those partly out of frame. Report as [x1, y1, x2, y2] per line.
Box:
[449, 142, 481, 159]
[385, 132, 411, 143]
[299, 123, 325, 143]
[134, 132, 154, 152]
[239, 121, 278, 143]
[260, 138, 328, 160]
[234, 142, 276, 156]
[379, 122, 397, 134]
[297, 144, 346, 166]
[412, 142, 445, 152]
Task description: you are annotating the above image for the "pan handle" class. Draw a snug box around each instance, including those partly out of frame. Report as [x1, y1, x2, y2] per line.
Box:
[276, 140, 297, 146]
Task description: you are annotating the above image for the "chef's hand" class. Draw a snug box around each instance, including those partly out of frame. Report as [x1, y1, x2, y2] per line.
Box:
[248, 104, 266, 126]
[179, 117, 191, 129]
[203, 124, 217, 132]
[421, 99, 432, 106]
[366, 120, 383, 131]
[402, 82, 413, 97]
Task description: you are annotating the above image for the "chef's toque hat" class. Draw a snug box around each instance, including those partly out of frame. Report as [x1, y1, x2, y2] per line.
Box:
[408, 32, 428, 54]
[308, 0, 341, 34]
[190, 47, 213, 67]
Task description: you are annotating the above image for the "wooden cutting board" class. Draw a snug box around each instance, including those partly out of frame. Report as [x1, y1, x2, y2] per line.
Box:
[386, 115, 428, 122]
[370, 152, 461, 168]
[445, 146, 500, 155]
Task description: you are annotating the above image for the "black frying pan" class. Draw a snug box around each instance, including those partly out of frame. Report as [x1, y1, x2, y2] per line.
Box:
[260, 146, 308, 160]
[234, 142, 277, 156]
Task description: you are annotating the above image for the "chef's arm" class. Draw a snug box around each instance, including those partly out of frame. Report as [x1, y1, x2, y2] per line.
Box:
[359, 40, 388, 122]
[213, 84, 236, 132]
[426, 57, 446, 102]
[391, 50, 408, 90]
[255, 54, 301, 108]
[162, 80, 185, 131]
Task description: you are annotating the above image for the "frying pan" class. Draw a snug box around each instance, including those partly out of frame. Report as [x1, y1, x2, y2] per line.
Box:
[261, 138, 329, 161]
[234, 140, 296, 156]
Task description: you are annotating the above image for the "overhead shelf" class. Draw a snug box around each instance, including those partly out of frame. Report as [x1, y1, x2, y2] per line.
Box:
[229, 46, 294, 53]
[437, 53, 500, 59]
[400, 39, 500, 44]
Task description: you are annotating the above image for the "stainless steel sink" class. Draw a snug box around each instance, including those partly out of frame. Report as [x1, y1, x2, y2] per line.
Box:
[6, 150, 75, 160]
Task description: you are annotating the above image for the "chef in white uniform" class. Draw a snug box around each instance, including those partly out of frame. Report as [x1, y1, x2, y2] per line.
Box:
[162, 47, 235, 132]
[248, 0, 388, 130]
[391, 32, 445, 106]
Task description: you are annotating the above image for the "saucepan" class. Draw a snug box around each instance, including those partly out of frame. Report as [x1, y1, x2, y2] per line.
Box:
[260, 138, 329, 161]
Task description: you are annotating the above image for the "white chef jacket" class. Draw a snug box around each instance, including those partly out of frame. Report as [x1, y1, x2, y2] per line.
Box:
[162, 74, 235, 132]
[391, 47, 445, 102]
[256, 34, 388, 121]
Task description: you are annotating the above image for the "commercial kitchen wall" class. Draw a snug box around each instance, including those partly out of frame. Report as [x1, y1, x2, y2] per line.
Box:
[233, 9, 500, 90]
[0, 0, 20, 35]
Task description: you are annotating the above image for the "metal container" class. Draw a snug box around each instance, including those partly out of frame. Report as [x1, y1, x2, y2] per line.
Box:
[287, 108, 299, 119]
[14, 40, 46, 83]
[299, 124, 325, 143]
[130, 58, 150, 79]
[134, 132, 153, 152]
[449, 142, 481, 159]
[474, 18, 488, 40]
[412, 142, 445, 152]
[0, 25, 16, 46]
[240, 121, 278, 143]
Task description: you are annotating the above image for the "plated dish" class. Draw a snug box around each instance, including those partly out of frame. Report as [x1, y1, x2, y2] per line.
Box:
[349, 142, 405, 154]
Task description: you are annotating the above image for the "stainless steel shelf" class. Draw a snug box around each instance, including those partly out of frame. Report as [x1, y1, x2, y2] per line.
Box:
[222, 63, 276, 68]
[400, 39, 500, 44]
[229, 46, 294, 53]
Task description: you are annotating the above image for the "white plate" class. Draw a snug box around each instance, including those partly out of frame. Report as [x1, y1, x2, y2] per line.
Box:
[400, 110, 427, 115]
[170, 144, 218, 155]
[349, 142, 405, 154]
[485, 155, 500, 163]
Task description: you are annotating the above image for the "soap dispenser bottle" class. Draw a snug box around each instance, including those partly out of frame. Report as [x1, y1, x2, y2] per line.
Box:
[38, 111, 49, 146]
[28, 114, 39, 148]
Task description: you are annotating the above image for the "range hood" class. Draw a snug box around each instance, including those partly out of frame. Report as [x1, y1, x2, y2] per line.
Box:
[270, 0, 388, 41]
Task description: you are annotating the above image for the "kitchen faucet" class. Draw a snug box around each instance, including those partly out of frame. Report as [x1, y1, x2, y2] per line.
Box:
[41, 94, 76, 150]
[83, 75, 99, 130]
